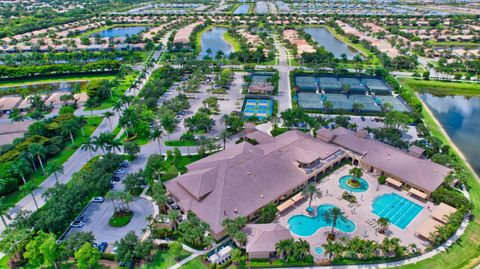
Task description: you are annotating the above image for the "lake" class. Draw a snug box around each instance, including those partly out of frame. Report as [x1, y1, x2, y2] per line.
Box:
[419, 93, 480, 175]
[198, 27, 233, 60]
[233, 4, 250, 14]
[91, 26, 149, 38]
[304, 27, 358, 59]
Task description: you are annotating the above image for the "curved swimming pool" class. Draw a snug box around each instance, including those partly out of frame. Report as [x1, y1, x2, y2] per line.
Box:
[288, 204, 356, 237]
[339, 175, 369, 192]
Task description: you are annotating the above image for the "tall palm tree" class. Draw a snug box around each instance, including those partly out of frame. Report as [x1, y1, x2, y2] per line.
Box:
[77, 116, 88, 137]
[10, 159, 32, 184]
[23, 182, 39, 210]
[103, 111, 115, 131]
[105, 191, 119, 212]
[149, 128, 163, 154]
[20, 151, 37, 171]
[28, 143, 46, 174]
[302, 183, 322, 208]
[323, 207, 346, 236]
[219, 130, 229, 149]
[0, 197, 10, 228]
[46, 163, 64, 184]
[61, 119, 79, 145]
[113, 101, 123, 114]
[81, 137, 96, 158]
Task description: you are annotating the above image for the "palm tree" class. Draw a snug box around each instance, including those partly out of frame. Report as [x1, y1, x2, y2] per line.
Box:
[0, 197, 10, 228]
[323, 207, 346, 236]
[276, 239, 295, 262]
[10, 159, 32, 185]
[352, 103, 363, 113]
[219, 130, 229, 149]
[294, 239, 310, 261]
[349, 167, 363, 180]
[61, 119, 79, 145]
[28, 143, 46, 174]
[81, 137, 96, 158]
[149, 128, 163, 154]
[113, 101, 123, 114]
[23, 182, 39, 210]
[103, 111, 115, 131]
[323, 100, 333, 113]
[323, 240, 343, 261]
[46, 163, 64, 184]
[105, 191, 119, 212]
[77, 116, 88, 137]
[302, 183, 322, 208]
[377, 217, 390, 234]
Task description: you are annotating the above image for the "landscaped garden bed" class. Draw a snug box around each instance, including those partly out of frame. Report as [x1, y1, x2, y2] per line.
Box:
[109, 210, 134, 227]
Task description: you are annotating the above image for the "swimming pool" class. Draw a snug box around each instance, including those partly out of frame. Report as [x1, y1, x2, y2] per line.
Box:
[339, 175, 369, 192]
[288, 204, 356, 237]
[314, 247, 324, 255]
[372, 193, 423, 229]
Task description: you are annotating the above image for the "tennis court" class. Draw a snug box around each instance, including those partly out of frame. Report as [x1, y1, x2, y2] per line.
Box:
[323, 93, 353, 110]
[297, 92, 324, 110]
[251, 73, 273, 85]
[243, 98, 273, 120]
[295, 76, 318, 91]
[375, 96, 410, 112]
[318, 77, 342, 92]
[350, 95, 381, 112]
[361, 78, 391, 95]
[339, 77, 366, 93]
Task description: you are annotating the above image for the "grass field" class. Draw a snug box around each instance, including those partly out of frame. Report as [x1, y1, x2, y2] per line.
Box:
[181, 257, 208, 269]
[223, 31, 241, 52]
[140, 248, 191, 269]
[86, 72, 139, 110]
[397, 78, 480, 269]
[2, 116, 103, 208]
[399, 78, 480, 97]
[165, 140, 197, 147]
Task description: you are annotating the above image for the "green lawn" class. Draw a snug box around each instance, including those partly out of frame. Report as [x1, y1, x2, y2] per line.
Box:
[141, 248, 191, 269]
[223, 31, 241, 52]
[165, 140, 197, 147]
[0, 73, 115, 88]
[2, 116, 103, 208]
[398, 78, 480, 97]
[108, 211, 133, 227]
[181, 257, 208, 269]
[396, 78, 480, 269]
[86, 72, 139, 111]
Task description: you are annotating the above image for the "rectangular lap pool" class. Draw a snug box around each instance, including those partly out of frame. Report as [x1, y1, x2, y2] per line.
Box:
[372, 193, 423, 229]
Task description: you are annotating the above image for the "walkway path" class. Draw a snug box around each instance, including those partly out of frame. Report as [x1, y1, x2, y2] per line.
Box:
[274, 37, 293, 113]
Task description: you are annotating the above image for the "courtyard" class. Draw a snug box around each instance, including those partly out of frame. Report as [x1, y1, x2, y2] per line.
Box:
[276, 164, 436, 261]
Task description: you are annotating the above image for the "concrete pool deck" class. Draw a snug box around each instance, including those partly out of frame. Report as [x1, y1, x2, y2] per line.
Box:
[276, 164, 436, 261]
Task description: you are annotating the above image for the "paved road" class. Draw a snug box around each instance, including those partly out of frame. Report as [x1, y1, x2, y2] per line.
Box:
[274, 38, 293, 113]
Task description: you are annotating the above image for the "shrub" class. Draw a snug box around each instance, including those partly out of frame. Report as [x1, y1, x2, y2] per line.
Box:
[378, 175, 387, 185]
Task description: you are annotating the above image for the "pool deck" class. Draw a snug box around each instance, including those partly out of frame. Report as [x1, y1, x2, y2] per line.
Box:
[276, 164, 436, 262]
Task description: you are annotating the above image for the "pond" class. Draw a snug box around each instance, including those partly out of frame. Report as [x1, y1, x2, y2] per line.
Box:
[233, 4, 250, 14]
[91, 26, 149, 38]
[304, 27, 358, 59]
[0, 81, 89, 93]
[419, 93, 480, 175]
[198, 27, 233, 60]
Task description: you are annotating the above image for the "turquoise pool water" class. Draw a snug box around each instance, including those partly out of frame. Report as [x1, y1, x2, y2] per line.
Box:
[372, 193, 423, 229]
[315, 247, 324, 254]
[288, 204, 356, 236]
[339, 175, 369, 192]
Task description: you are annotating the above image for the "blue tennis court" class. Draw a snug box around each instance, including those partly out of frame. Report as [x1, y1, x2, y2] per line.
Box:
[243, 98, 273, 120]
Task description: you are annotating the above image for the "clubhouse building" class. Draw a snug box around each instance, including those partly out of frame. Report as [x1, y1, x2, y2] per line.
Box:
[165, 127, 451, 239]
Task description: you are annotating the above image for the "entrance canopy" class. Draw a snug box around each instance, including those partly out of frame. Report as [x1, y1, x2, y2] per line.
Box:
[409, 188, 428, 199]
[386, 177, 403, 188]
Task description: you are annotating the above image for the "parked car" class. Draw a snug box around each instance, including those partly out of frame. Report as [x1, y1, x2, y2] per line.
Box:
[114, 169, 125, 174]
[171, 204, 180, 210]
[76, 216, 88, 222]
[70, 220, 85, 228]
[92, 197, 105, 203]
[96, 242, 108, 253]
[360, 116, 365, 121]
[119, 160, 129, 168]
[111, 175, 121, 181]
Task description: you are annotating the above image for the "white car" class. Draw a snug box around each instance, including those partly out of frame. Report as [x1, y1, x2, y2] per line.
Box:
[92, 197, 105, 203]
